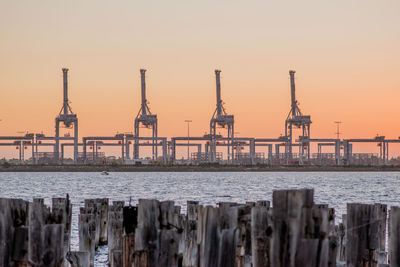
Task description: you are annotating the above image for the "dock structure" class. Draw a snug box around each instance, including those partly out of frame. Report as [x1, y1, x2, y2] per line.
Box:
[285, 70, 311, 164]
[209, 70, 234, 163]
[1, 188, 399, 266]
[0, 68, 399, 166]
[134, 69, 159, 161]
[55, 68, 79, 163]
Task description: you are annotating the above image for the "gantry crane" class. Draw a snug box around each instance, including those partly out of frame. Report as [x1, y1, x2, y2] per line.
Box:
[55, 68, 78, 163]
[134, 69, 158, 160]
[284, 70, 311, 162]
[209, 70, 234, 162]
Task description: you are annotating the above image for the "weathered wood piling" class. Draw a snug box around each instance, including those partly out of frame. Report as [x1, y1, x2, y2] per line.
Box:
[346, 203, 387, 266]
[66, 251, 90, 267]
[0, 196, 71, 267]
[390, 206, 400, 267]
[108, 200, 124, 267]
[1, 188, 400, 267]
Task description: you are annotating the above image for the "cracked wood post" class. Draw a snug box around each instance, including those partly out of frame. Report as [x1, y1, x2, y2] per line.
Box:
[346, 203, 387, 267]
[79, 208, 96, 267]
[337, 214, 347, 263]
[52, 196, 72, 266]
[110, 249, 122, 267]
[99, 198, 109, 246]
[375, 204, 388, 265]
[232, 203, 253, 267]
[251, 204, 271, 267]
[174, 205, 185, 263]
[295, 204, 330, 267]
[84, 199, 101, 248]
[108, 201, 124, 267]
[134, 199, 160, 267]
[328, 207, 338, 267]
[0, 198, 29, 267]
[271, 189, 314, 267]
[84, 198, 109, 247]
[41, 224, 65, 267]
[159, 201, 175, 266]
[28, 198, 50, 266]
[159, 200, 182, 267]
[12, 226, 29, 267]
[389, 206, 400, 267]
[219, 228, 236, 267]
[122, 205, 137, 267]
[66, 251, 90, 267]
[218, 202, 240, 267]
[28, 198, 65, 267]
[198, 205, 220, 267]
[182, 201, 199, 267]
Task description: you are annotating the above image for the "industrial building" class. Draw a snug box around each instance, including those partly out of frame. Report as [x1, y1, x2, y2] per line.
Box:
[0, 68, 398, 166]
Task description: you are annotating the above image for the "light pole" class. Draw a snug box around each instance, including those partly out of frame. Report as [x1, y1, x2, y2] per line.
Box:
[334, 121, 342, 139]
[233, 132, 240, 161]
[185, 120, 192, 162]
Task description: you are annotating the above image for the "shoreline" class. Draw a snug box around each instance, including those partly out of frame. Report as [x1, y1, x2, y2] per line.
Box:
[1, 164, 400, 172]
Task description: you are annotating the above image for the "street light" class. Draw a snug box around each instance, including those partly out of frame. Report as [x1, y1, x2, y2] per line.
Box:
[334, 121, 342, 139]
[184, 120, 192, 162]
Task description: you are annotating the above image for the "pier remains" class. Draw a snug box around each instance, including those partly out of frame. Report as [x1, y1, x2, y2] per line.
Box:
[0, 188, 400, 266]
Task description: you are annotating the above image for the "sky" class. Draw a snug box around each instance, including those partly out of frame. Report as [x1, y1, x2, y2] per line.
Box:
[0, 0, 399, 158]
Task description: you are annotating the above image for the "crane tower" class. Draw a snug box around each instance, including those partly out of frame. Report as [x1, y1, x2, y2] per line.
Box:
[55, 68, 78, 163]
[210, 70, 234, 162]
[284, 70, 311, 162]
[134, 69, 158, 160]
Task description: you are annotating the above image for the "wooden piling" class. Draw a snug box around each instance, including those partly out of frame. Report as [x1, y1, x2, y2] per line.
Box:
[346, 203, 387, 267]
[389, 206, 400, 267]
[84, 199, 102, 248]
[66, 251, 90, 267]
[134, 199, 161, 266]
[12, 226, 29, 266]
[198, 205, 220, 267]
[108, 201, 124, 267]
[84, 198, 109, 246]
[182, 201, 199, 267]
[123, 233, 136, 267]
[337, 214, 347, 263]
[1, 188, 399, 267]
[328, 207, 338, 267]
[41, 224, 65, 267]
[0, 198, 29, 267]
[234, 204, 253, 267]
[78, 210, 96, 267]
[110, 249, 123, 267]
[251, 205, 271, 267]
[52, 196, 72, 266]
[122, 205, 138, 267]
[271, 189, 314, 267]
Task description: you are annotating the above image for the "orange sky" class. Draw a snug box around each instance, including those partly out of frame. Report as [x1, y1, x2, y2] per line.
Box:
[0, 0, 399, 158]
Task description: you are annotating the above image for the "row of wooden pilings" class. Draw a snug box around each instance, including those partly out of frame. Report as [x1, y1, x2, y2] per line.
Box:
[1, 189, 400, 266]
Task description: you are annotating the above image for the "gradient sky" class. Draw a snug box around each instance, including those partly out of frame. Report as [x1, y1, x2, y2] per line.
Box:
[0, 0, 399, 158]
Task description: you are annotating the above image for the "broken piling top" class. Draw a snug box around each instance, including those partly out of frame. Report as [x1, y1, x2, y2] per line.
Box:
[272, 188, 314, 212]
[346, 203, 387, 266]
[390, 206, 400, 266]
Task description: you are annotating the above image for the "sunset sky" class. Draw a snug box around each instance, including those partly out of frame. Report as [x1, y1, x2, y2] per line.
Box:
[0, 0, 399, 158]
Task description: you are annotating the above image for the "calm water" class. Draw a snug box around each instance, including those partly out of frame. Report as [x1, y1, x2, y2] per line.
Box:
[1, 171, 399, 266]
